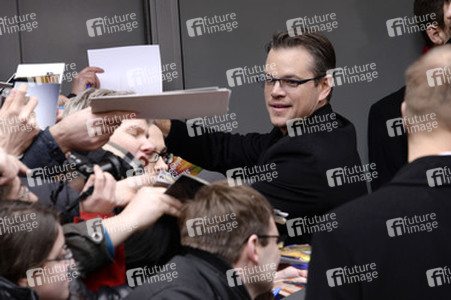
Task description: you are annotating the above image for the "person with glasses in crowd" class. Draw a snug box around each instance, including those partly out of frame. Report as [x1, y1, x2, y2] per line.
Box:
[0, 189, 182, 299]
[127, 181, 306, 300]
[155, 29, 367, 244]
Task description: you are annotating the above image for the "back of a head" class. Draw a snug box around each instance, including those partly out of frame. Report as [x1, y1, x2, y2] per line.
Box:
[405, 45, 451, 131]
[0, 200, 59, 284]
[63, 88, 133, 117]
[179, 181, 274, 264]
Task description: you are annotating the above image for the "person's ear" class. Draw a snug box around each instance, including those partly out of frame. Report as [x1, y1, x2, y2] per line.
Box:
[401, 101, 406, 119]
[319, 75, 333, 103]
[245, 234, 260, 265]
[17, 277, 28, 287]
[426, 24, 447, 46]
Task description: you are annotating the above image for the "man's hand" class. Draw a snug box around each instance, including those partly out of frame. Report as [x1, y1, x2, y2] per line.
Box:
[0, 147, 29, 186]
[0, 84, 40, 156]
[49, 107, 136, 153]
[274, 266, 308, 284]
[80, 165, 117, 214]
[103, 187, 183, 246]
[70, 67, 104, 95]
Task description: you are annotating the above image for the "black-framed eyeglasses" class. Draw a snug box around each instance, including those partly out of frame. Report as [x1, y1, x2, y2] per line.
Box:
[149, 151, 174, 164]
[258, 74, 325, 90]
[243, 234, 285, 246]
[45, 245, 73, 263]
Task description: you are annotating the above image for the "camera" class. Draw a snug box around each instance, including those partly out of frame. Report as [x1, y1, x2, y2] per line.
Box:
[67, 152, 125, 181]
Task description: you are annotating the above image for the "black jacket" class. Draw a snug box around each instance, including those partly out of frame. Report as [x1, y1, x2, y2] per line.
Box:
[126, 247, 251, 300]
[306, 155, 451, 300]
[368, 87, 407, 191]
[0, 277, 38, 300]
[166, 104, 367, 243]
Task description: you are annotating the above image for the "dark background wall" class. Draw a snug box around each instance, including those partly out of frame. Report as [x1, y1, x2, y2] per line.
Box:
[1, 0, 422, 170]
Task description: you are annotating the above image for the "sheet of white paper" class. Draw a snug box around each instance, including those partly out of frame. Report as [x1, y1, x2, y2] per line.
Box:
[88, 45, 162, 94]
[16, 63, 65, 84]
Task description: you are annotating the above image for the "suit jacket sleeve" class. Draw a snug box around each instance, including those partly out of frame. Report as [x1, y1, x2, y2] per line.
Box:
[165, 120, 282, 174]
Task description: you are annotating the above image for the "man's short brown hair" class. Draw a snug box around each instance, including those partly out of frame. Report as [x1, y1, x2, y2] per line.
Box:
[179, 181, 274, 264]
[414, 0, 451, 46]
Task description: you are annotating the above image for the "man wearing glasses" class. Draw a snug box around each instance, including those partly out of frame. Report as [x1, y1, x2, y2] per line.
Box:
[157, 30, 367, 244]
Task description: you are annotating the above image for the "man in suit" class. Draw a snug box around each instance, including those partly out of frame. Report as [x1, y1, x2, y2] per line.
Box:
[156, 30, 367, 244]
[306, 45, 451, 300]
[368, 0, 451, 190]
